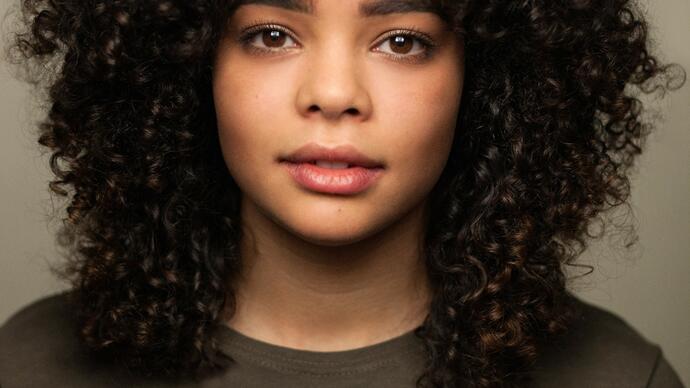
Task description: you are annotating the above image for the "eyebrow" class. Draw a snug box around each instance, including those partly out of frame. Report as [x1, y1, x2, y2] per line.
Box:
[234, 0, 446, 18]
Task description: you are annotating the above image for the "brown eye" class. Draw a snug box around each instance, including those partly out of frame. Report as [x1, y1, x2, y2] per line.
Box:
[373, 31, 432, 61]
[262, 29, 287, 48]
[239, 25, 299, 52]
[389, 35, 414, 54]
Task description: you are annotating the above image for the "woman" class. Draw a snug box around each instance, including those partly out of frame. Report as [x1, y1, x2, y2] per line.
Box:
[0, 0, 685, 387]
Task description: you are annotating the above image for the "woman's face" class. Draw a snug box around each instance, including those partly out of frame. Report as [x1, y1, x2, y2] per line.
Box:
[213, 0, 464, 246]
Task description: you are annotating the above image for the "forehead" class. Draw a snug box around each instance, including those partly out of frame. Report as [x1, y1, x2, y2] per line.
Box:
[233, 0, 450, 20]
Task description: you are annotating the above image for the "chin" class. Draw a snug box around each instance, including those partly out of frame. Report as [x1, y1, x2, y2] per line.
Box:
[284, 219, 383, 247]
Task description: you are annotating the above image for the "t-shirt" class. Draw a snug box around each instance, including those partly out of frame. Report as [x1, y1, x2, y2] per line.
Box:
[0, 293, 684, 387]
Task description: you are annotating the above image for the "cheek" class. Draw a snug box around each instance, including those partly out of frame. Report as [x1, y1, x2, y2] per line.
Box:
[212, 61, 294, 176]
[374, 67, 462, 184]
[213, 60, 286, 134]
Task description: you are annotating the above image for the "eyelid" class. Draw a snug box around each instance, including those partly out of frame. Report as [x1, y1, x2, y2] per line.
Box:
[238, 20, 301, 49]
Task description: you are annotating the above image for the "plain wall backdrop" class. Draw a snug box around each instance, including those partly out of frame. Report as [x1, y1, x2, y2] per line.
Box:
[1, 0, 688, 384]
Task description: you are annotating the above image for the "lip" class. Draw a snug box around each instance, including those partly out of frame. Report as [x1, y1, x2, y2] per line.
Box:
[281, 162, 384, 195]
[280, 142, 385, 169]
[279, 142, 385, 195]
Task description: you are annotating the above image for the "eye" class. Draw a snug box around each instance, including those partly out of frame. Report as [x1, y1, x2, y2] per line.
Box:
[373, 31, 435, 61]
[238, 24, 299, 53]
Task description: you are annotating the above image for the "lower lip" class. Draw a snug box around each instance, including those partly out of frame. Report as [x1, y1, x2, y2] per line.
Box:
[282, 162, 384, 195]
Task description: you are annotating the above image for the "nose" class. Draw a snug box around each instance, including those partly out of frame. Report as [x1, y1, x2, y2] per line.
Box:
[295, 43, 373, 123]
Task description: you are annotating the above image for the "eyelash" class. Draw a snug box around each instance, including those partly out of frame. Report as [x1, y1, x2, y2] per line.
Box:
[236, 20, 438, 64]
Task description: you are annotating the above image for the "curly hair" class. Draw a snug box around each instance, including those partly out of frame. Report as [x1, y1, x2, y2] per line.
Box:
[3, 0, 685, 386]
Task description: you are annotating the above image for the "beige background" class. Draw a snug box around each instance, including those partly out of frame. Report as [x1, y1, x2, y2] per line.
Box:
[1, 0, 688, 384]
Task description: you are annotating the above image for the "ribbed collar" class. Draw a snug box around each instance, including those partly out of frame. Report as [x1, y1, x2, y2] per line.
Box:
[215, 324, 426, 375]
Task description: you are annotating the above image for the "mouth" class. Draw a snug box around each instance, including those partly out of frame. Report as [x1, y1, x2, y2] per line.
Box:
[280, 142, 386, 169]
[280, 161, 385, 195]
[286, 160, 369, 169]
[279, 142, 386, 195]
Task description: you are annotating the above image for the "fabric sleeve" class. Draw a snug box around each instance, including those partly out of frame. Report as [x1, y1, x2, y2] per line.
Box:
[646, 347, 686, 388]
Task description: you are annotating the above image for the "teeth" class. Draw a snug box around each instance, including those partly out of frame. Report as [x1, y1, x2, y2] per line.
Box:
[314, 161, 350, 169]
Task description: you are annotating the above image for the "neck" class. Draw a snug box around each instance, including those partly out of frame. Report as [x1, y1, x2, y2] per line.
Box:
[223, 198, 432, 352]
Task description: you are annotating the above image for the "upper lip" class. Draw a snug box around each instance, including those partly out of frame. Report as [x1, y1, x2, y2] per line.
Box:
[281, 142, 385, 169]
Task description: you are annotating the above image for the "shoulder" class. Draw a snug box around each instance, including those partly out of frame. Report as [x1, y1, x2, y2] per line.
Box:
[0, 292, 79, 364]
[0, 292, 143, 388]
[531, 296, 684, 388]
[1, 292, 73, 339]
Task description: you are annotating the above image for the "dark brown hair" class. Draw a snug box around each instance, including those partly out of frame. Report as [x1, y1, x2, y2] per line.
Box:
[3, 0, 685, 386]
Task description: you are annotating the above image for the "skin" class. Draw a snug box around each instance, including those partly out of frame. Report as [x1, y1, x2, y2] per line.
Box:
[212, 0, 464, 351]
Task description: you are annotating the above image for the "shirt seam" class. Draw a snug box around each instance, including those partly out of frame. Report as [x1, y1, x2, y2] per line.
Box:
[232, 351, 406, 376]
[644, 345, 663, 388]
[225, 338, 420, 367]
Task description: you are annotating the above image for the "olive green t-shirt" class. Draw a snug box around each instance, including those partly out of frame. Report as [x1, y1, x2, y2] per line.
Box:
[0, 293, 684, 387]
